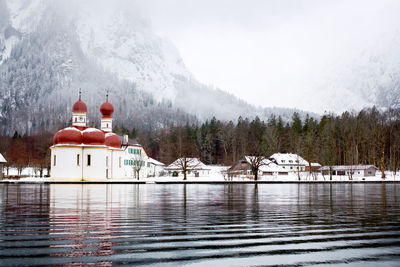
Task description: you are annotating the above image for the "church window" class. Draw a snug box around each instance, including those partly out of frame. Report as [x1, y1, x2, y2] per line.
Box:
[54, 155, 56, 166]
[77, 154, 80, 166]
[75, 118, 77, 122]
[119, 157, 122, 168]
[87, 155, 91, 166]
[106, 156, 109, 167]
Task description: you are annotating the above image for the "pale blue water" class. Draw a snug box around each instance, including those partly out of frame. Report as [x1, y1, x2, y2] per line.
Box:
[0, 183, 399, 266]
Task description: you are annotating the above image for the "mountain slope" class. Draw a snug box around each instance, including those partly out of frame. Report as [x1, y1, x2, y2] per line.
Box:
[0, 0, 314, 135]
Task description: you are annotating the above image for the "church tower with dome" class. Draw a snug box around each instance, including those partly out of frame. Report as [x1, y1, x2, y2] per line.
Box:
[50, 93, 150, 181]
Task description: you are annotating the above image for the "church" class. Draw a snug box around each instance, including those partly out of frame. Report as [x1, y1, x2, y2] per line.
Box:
[50, 94, 151, 181]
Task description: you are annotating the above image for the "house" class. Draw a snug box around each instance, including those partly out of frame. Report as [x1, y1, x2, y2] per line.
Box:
[228, 156, 288, 178]
[50, 93, 152, 181]
[319, 165, 378, 177]
[147, 157, 165, 177]
[0, 153, 6, 180]
[165, 158, 210, 177]
[269, 153, 309, 172]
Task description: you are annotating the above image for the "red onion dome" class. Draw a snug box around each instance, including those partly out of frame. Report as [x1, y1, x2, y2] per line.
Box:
[82, 128, 105, 145]
[100, 101, 114, 117]
[72, 99, 87, 113]
[105, 133, 121, 148]
[55, 127, 83, 145]
[53, 130, 61, 145]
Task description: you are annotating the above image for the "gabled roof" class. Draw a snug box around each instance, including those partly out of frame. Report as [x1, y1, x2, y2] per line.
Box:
[269, 153, 309, 166]
[165, 158, 210, 170]
[147, 157, 165, 166]
[0, 153, 6, 163]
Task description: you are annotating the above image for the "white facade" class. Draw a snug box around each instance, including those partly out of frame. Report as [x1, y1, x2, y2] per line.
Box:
[165, 158, 211, 177]
[101, 117, 112, 132]
[147, 158, 166, 177]
[320, 165, 378, 177]
[50, 96, 166, 181]
[50, 142, 161, 181]
[72, 112, 87, 127]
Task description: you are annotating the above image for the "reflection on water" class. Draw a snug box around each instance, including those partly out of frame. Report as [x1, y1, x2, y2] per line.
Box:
[0, 183, 400, 266]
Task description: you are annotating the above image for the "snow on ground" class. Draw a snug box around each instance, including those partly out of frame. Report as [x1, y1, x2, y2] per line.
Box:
[3, 167, 49, 177]
[2, 166, 399, 182]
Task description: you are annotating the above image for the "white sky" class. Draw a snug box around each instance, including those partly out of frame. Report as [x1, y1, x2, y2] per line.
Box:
[141, 0, 400, 112]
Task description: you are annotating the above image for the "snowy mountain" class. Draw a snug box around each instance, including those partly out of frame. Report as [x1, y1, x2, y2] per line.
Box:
[298, 30, 400, 113]
[0, 0, 314, 135]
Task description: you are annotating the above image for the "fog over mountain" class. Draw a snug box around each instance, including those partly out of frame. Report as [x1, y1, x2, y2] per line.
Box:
[0, 0, 398, 135]
[143, 0, 400, 113]
[0, 0, 314, 135]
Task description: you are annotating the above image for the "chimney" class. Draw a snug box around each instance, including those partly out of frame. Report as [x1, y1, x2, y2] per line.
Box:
[123, 135, 129, 145]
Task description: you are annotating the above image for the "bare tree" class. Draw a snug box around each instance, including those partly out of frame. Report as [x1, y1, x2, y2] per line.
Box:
[131, 153, 146, 180]
[174, 157, 201, 180]
[246, 156, 269, 181]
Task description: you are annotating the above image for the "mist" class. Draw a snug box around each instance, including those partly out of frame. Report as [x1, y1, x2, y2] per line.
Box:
[141, 0, 400, 112]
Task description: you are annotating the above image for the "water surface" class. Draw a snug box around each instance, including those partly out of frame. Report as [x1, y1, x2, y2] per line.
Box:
[0, 183, 399, 266]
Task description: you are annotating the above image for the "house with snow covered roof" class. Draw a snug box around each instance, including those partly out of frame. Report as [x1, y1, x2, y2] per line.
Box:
[319, 165, 377, 177]
[147, 157, 166, 177]
[269, 153, 309, 172]
[228, 156, 288, 178]
[165, 158, 210, 177]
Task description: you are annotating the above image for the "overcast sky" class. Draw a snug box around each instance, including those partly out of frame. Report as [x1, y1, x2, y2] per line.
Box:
[140, 0, 400, 111]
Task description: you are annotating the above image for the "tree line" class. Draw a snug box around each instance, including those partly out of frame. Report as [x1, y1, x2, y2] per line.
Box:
[133, 107, 400, 177]
[1, 107, 400, 177]
[0, 132, 53, 177]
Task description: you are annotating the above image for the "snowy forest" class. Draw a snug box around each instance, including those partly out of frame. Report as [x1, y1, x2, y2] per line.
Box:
[1, 107, 400, 176]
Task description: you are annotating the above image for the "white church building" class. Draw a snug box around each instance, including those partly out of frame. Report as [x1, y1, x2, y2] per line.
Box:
[50, 94, 159, 181]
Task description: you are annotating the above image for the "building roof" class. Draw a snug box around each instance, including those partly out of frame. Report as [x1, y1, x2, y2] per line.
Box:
[147, 157, 165, 166]
[269, 153, 309, 166]
[0, 153, 6, 163]
[165, 158, 210, 170]
[319, 165, 378, 171]
[228, 156, 288, 173]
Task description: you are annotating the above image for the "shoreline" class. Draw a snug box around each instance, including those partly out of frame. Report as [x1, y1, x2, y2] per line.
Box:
[1, 180, 399, 184]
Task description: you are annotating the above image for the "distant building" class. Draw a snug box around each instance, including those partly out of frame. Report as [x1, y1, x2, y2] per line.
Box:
[269, 153, 309, 172]
[50, 93, 152, 181]
[165, 158, 210, 177]
[0, 153, 6, 180]
[147, 158, 165, 177]
[228, 156, 288, 178]
[319, 165, 378, 177]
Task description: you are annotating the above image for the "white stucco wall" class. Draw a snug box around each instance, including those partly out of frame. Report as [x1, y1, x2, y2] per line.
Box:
[51, 144, 154, 181]
[51, 146, 84, 181]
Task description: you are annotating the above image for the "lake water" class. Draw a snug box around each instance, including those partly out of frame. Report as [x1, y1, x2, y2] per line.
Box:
[0, 183, 399, 266]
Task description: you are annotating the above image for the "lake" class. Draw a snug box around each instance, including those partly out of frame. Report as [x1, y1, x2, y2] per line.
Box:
[0, 183, 399, 266]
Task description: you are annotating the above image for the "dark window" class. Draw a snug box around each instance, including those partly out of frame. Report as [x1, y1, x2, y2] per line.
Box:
[87, 155, 91, 166]
[54, 155, 56, 166]
[77, 154, 80, 166]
